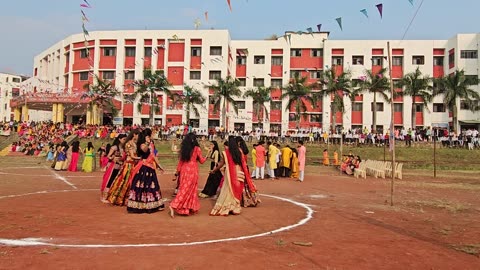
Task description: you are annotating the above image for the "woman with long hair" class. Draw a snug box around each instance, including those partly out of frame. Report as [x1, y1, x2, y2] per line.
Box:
[126, 128, 165, 213]
[98, 143, 110, 171]
[169, 133, 207, 217]
[210, 136, 258, 216]
[235, 136, 260, 208]
[100, 134, 127, 202]
[54, 141, 69, 171]
[67, 141, 81, 172]
[107, 129, 141, 206]
[199, 141, 222, 198]
[82, 142, 95, 172]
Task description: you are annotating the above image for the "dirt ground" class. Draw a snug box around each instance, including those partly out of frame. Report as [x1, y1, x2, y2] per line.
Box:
[0, 154, 479, 270]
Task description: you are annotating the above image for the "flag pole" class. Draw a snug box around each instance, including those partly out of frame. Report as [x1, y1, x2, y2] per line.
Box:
[387, 41, 396, 206]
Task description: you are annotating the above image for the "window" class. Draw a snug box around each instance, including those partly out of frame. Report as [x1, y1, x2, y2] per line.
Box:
[372, 56, 383, 66]
[210, 46, 222, 56]
[236, 56, 246, 65]
[253, 78, 264, 87]
[460, 100, 480, 110]
[238, 78, 246, 86]
[332, 56, 344, 66]
[310, 114, 322, 123]
[79, 72, 89, 81]
[12, 78, 21, 83]
[290, 70, 301, 78]
[125, 47, 136, 57]
[433, 56, 444, 66]
[271, 101, 282, 110]
[102, 71, 115, 80]
[209, 71, 221, 80]
[235, 101, 246, 109]
[271, 56, 283, 66]
[412, 56, 425, 65]
[254, 56, 265, 64]
[371, 102, 384, 111]
[125, 71, 135, 80]
[191, 47, 201, 57]
[190, 71, 201, 80]
[352, 102, 363, 112]
[392, 56, 403, 66]
[144, 47, 152, 57]
[103, 47, 116, 57]
[209, 96, 216, 105]
[290, 49, 302, 57]
[310, 70, 322, 79]
[433, 103, 445, 112]
[311, 49, 323, 57]
[460, 50, 478, 59]
[80, 49, 89, 58]
[448, 51, 455, 67]
[271, 79, 283, 87]
[394, 103, 403, 112]
[465, 75, 479, 83]
[289, 113, 297, 121]
[352, 56, 364, 65]
[415, 104, 424, 112]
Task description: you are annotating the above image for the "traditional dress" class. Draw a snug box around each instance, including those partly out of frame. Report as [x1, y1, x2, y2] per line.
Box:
[279, 146, 293, 177]
[106, 141, 137, 206]
[199, 150, 222, 197]
[268, 144, 279, 178]
[100, 145, 124, 201]
[82, 147, 95, 172]
[210, 150, 259, 216]
[323, 151, 330, 166]
[54, 146, 67, 171]
[68, 149, 80, 172]
[290, 151, 299, 179]
[126, 144, 164, 213]
[298, 145, 306, 181]
[170, 146, 207, 215]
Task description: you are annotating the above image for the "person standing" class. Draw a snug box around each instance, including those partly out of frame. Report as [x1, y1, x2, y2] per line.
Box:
[250, 143, 257, 178]
[279, 144, 292, 177]
[127, 129, 165, 214]
[255, 141, 266, 180]
[82, 142, 95, 172]
[199, 141, 222, 198]
[267, 141, 279, 179]
[67, 141, 82, 172]
[100, 134, 127, 202]
[322, 149, 330, 166]
[169, 133, 207, 217]
[297, 140, 306, 182]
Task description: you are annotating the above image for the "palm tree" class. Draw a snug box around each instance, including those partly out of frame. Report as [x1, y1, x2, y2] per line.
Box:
[243, 86, 272, 127]
[83, 74, 120, 125]
[171, 85, 206, 125]
[356, 68, 390, 132]
[281, 74, 316, 129]
[317, 66, 352, 133]
[206, 76, 242, 131]
[397, 67, 433, 129]
[132, 69, 172, 126]
[436, 70, 480, 132]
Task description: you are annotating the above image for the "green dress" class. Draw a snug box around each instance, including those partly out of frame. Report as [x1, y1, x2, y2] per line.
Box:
[82, 148, 95, 172]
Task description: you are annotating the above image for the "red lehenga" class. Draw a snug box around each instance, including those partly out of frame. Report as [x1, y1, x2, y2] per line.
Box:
[170, 146, 207, 215]
[210, 150, 259, 216]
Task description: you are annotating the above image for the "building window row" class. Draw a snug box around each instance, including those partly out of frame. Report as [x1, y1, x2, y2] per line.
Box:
[460, 50, 478, 59]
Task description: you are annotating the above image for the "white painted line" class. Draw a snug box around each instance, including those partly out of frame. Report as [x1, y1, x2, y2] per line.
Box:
[0, 189, 97, 200]
[0, 190, 314, 248]
[44, 166, 77, 190]
[0, 166, 44, 169]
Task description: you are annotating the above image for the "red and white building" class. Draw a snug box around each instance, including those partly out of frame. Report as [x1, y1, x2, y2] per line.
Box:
[22, 30, 480, 131]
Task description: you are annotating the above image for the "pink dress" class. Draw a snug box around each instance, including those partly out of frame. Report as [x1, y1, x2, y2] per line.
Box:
[68, 152, 80, 172]
[170, 146, 207, 215]
[298, 146, 306, 171]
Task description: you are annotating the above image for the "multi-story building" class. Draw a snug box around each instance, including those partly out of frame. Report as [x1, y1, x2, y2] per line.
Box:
[0, 72, 30, 122]
[19, 30, 480, 132]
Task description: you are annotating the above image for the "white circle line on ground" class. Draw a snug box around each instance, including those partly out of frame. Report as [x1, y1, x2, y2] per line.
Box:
[0, 190, 314, 248]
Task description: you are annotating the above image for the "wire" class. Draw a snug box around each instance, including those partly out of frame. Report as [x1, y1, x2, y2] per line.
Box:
[401, 0, 426, 40]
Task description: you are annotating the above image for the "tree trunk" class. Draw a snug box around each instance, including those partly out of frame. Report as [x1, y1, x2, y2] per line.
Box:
[186, 103, 191, 126]
[149, 93, 154, 126]
[222, 98, 227, 131]
[452, 103, 458, 133]
[411, 99, 416, 129]
[372, 92, 377, 132]
[331, 103, 336, 134]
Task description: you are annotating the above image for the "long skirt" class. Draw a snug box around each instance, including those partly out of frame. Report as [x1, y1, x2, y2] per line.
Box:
[126, 166, 164, 213]
[106, 161, 134, 206]
[82, 155, 94, 172]
[68, 152, 80, 172]
[200, 162, 223, 197]
[100, 162, 120, 202]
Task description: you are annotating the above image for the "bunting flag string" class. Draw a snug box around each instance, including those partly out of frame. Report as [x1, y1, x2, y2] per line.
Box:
[360, 9, 369, 18]
[376, 3, 383, 19]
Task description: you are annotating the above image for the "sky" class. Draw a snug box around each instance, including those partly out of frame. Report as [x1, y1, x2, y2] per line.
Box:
[0, 0, 478, 76]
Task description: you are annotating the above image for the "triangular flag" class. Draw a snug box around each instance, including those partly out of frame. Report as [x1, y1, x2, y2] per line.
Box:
[408, 0, 413, 5]
[227, 0, 232, 12]
[80, 4, 90, 8]
[83, 0, 91, 7]
[317, 24, 322, 32]
[82, 23, 89, 36]
[194, 19, 201, 30]
[287, 34, 291, 45]
[376, 3, 383, 19]
[81, 10, 89, 22]
[360, 9, 369, 18]
[306, 27, 313, 37]
[283, 35, 288, 43]
[335, 17, 343, 31]
[204, 11, 208, 21]
[296, 31, 303, 35]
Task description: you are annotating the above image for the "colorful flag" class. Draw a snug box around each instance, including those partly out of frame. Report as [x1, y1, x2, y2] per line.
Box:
[80, 4, 90, 8]
[227, 0, 232, 12]
[376, 3, 383, 19]
[83, 0, 91, 7]
[317, 24, 322, 32]
[205, 11, 208, 21]
[360, 9, 369, 18]
[408, 0, 413, 5]
[335, 17, 343, 31]
[306, 27, 314, 37]
[82, 23, 89, 36]
[81, 10, 89, 22]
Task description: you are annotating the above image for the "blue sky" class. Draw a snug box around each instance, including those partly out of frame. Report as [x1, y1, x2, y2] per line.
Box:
[1, 0, 478, 76]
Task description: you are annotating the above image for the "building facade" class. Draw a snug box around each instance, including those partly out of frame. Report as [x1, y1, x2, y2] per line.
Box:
[22, 30, 480, 132]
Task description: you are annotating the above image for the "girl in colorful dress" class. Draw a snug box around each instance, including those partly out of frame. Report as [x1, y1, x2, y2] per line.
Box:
[290, 147, 299, 179]
[98, 143, 109, 171]
[46, 144, 55, 162]
[322, 149, 330, 166]
[54, 141, 69, 171]
[107, 129, 141, 206]
[126, 128, 165, 214]
[82, 142, 95, 172]
[199, 141, 222, 198]
[100, 134, 127, 202]
[169, 133, 207, 218]
[236, 136, 260, 208]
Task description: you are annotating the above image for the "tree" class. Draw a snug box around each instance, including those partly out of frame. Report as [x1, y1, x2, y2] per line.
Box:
[356, 68, 391, 132]
[397, 67, 433, 129]
[83, 74, 120, 125]
[172, 85, 206, 126]
[132, 69, 172, 126]
[317, 66, 352, 133]
[206, 76, 242, 131]
[436, 70, 480, 132]
[243, 86, 272, 126]
[281, 74, 316, 129]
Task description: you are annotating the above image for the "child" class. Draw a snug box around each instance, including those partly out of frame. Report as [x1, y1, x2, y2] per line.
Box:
[322, 149, 330, 166]
[333, 150, 339, 166]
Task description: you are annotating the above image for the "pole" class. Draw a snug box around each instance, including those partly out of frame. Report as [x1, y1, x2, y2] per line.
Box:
[387, 41, 396, 206]
[433, 128, 437, 178]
